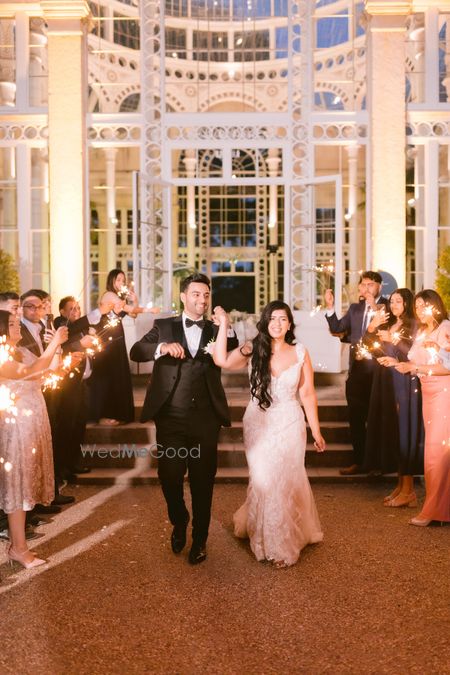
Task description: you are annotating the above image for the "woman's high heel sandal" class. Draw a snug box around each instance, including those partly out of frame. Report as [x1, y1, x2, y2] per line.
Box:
[383, 488, 401, 504]
[7, 545, 47, 569]
[409, 517, 432, 527]
[386, 492, 417, 508]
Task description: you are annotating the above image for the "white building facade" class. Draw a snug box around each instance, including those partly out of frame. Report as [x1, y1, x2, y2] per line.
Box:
[1, 0, 450, 313]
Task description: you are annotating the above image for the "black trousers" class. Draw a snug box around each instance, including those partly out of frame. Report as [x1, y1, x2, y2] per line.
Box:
[155, 406, 221, 545]
[56, 376, 88, 474]
[346, 360, 375, 466]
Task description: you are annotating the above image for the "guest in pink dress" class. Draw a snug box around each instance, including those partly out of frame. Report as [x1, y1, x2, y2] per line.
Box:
[395, 290, 450, 527]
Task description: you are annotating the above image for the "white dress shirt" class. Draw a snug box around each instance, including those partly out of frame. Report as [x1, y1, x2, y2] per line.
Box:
[155, 312, 203, 360]
[326, 296, 382, 327]
[21, 317, 44, 354]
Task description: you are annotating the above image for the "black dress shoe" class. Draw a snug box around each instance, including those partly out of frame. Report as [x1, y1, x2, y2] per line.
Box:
[52, 494, 75, 505]
[34, 503, 62, 515]
[188, 543, 207, 565]
[171, 515, 189, 554]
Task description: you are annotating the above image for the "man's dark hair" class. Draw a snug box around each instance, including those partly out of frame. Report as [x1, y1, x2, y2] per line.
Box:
[59, 295, 76, 312]
[0, 292, 19, 302]
[20, 289, 48, 303]
[180, 273, 210, 294]
[360, 271, 382, 285]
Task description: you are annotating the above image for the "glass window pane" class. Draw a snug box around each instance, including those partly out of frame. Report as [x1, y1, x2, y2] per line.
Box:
[0, 19, 16, 108]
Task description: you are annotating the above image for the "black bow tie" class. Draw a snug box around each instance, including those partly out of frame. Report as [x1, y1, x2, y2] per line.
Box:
[185, 318, 205, 329]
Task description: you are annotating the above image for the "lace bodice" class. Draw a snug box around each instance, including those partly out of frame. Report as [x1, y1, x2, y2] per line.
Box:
[249, 342, 305, 406]
[236, 341, 322, 566]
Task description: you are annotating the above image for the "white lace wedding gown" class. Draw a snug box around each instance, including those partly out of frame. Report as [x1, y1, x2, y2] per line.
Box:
[233, 343, 323, 566]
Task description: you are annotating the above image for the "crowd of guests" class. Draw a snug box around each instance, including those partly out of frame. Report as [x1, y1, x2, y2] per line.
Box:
[0, 267, 448, 570]
[325, 272, 450, 526]
[0, 270, 158, 569]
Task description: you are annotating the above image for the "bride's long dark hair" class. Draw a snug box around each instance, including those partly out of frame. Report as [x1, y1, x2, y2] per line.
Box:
[250, 301, 296, 410]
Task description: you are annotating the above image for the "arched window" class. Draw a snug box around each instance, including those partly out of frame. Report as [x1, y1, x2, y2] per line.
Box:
[119, 93, 141, 112]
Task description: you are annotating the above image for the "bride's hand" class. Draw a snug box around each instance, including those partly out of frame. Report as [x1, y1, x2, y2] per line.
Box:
[212, 306, 229, 326]
[313, 434, 326, 453]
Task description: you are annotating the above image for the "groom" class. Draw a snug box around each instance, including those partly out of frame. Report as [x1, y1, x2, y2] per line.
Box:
[130, 273, 238, 564]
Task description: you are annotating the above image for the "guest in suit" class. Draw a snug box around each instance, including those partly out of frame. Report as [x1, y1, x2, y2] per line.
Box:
[0, 292, 20, 315]
[324, 271, 389, 475]
[130, 273, 238, 564]
[54, 297, 90, 478]
[55, 295, 115, 477]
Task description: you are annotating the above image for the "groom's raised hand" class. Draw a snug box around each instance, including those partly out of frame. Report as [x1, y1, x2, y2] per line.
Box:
[160, 342, 185, 359]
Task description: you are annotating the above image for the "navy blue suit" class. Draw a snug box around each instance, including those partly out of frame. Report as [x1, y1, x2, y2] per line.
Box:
[326, 297, 389, 466]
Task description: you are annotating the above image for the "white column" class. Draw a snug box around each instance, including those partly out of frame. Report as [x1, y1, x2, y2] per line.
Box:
[43, 0, 90, 308]
[345, 144, 360, 285]
[104, 147, 118, 271]
[16, 144, 32, 290]
[267, 148, 281, 300]
[104, 5, 114, 44]
[424, 7, 439, 105]
[183, 149, 197, 269]
[366, 2, 408, 285]
[424, 140, 439, 288]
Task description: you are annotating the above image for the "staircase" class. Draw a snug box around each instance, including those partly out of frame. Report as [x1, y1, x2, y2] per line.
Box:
[75, 371, 360, 486]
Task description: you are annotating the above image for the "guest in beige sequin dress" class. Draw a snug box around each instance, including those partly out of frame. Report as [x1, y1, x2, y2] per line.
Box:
[0, 311, 68, 568]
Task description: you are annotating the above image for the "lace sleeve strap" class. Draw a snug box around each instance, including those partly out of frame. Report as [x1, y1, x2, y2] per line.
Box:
[295, 342, 306, 366]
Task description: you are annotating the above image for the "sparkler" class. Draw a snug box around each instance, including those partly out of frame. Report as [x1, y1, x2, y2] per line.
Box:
[41, 372, 63, 392]
[0, 384, 18, 424]
[0, 335, 14, 366]
[355, 340, 372, 360]
[309, 305, 322, 318]
[0, 384, 16, 412]
[85, 337, 102, 358]
[117, 284, 130, 300]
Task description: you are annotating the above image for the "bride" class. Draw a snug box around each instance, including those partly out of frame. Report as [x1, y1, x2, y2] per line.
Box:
[212, 301, 325, 568]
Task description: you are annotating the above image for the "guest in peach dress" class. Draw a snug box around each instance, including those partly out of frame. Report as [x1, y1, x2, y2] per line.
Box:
[395, 290, 450, 527]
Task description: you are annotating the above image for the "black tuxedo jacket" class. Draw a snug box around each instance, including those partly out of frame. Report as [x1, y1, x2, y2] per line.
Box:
[325, 297, 389, 369]
[130, 315, 238, 426]
[18, 322, 43, 357]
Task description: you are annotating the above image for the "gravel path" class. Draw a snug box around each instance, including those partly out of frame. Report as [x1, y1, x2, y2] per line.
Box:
[0, 482, 449, 674]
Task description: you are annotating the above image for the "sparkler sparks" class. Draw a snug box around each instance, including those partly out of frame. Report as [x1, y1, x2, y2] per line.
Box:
[0, 384, 16, 412]
[355, 340, 372, 360]
[0, 335, 14, 366]
[309, 305, 322, 317]
[118, 284, 130, 300]
[42, 372, 63, 392]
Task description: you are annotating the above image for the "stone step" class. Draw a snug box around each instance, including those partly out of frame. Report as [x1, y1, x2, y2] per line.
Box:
[79, 442, 352, 469]
[132, 399, 348, 423]
[133, 370, 347, 388]
[84, 419, 351, 445]
[70, 466, 394, 487]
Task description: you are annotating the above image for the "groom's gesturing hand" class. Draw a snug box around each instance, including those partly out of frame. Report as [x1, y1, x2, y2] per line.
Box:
[160, 342, 186, 359]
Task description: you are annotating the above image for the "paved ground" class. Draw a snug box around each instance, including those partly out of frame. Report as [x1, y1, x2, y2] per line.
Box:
[0, 482, 449, 675]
